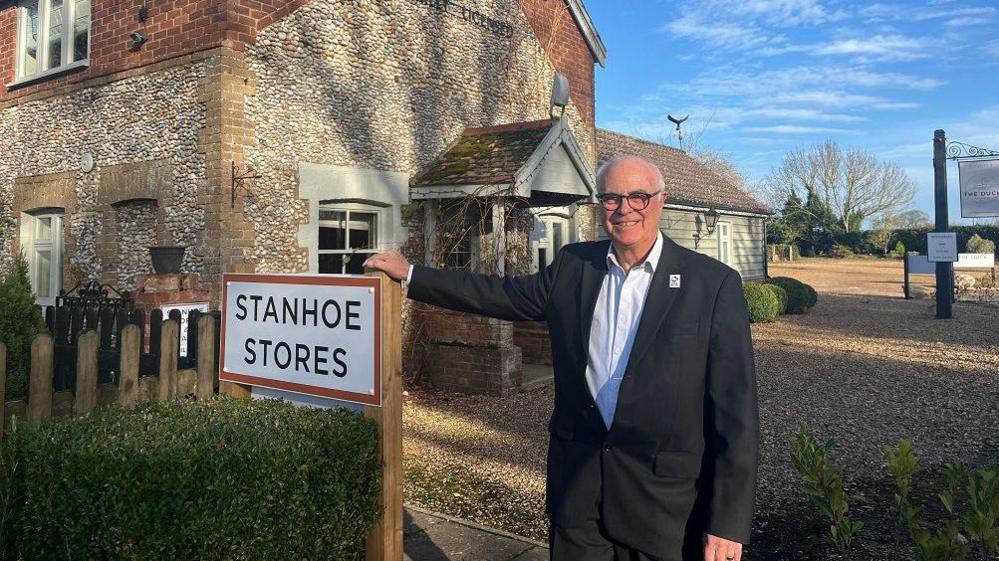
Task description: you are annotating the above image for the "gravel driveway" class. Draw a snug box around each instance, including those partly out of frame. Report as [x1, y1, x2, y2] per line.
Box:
[403, 258, 999, 560]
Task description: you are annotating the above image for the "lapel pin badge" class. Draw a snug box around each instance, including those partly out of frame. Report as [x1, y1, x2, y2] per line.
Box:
[669, 274, 681, 288]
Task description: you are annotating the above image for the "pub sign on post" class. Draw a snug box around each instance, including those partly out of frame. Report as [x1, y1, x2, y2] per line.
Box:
[958, 159, 999, 218]
[220, 274, 382, 407]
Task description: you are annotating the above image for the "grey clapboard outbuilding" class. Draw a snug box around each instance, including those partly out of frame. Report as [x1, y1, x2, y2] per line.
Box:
[597, 129, 772, 281]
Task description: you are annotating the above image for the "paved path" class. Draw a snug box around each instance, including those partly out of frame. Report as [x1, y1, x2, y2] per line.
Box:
[405, 506, 548, 561]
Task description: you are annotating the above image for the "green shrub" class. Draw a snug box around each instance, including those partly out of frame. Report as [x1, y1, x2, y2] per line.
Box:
[791, 428, 863, 555]
[830, 244, 856, 258]
[805, 283, 819, 308]
[766, 277, 815, 314]
[0, 252, 48, 399]
[743, 283, 780, 323]
[966, 233, 996, 255]
[763, 283, 788, 314]
[895, 241, 907, 259]
[1, 398, 382, 561]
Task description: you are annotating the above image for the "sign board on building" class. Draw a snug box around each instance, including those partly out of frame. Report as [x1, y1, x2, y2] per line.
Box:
[161, 302, 210, 357]
[958, 159, 999, 218]
[927, 232, 958, 262]
[220, 274, 382, 407]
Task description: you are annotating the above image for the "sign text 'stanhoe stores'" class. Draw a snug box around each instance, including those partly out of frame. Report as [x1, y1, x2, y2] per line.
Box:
[220, 274, 382, 407]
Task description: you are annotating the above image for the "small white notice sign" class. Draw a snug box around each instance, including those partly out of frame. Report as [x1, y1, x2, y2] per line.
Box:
[927, 233, 958, 262]
[220, 273, 382, 407]
[161, 302, 210, 357]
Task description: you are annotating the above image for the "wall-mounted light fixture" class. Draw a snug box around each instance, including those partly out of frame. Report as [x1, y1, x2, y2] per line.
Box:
[704, 208, 720, 235]
[693, 208, 721, 248]
[549, 73, 570, 120]
[130, 31, 148, 50]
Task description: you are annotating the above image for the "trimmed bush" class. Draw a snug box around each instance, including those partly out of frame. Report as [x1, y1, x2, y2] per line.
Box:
[966, 233, 996, 255]
[764, 283, 788, 314]
[894, 241, 906, 259]
[743, 283, 780, 323]
[830, 244, 855, 258]
[766, 276, 816, 314]
[1, 398, 382, 561]
[0, 252, 48, 399]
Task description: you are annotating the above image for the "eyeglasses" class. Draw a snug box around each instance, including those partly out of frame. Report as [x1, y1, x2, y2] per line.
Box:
[596, 190, 663, 211]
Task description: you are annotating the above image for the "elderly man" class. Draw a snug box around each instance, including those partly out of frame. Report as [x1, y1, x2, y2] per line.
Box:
[364, 155, 759, 561]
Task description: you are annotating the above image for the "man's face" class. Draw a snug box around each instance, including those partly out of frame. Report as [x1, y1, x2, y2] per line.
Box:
[599, 159, 666, 251]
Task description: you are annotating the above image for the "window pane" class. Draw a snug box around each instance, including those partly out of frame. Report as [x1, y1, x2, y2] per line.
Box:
[318, 254, 344, 274]
[22, 1, 40, 75]
[35, 216, 52, 240]
[538, 248, 547, 268]
[348, 212, 377, 249]
[347, 252, 374, 275]
[47, 0, 64, 70]
[552, 222, 563, 250]
[72, 0, 89, 62]
[36, 249, 51, 297]
[318, 210, 346, 250]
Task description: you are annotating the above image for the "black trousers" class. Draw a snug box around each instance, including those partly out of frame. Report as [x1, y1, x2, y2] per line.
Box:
[550, 519, 663, 561]
[549, 516, 707, 561]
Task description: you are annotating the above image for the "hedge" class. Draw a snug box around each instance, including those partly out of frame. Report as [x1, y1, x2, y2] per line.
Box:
[889, 226, 999, 257]
[743, 283, 780, 323]
[764, 283, 788, 315]
[766, 277, 816, 314]
[1, 398, 382, 561]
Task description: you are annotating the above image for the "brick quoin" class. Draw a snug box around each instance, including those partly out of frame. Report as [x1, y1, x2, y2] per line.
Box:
[517, 0, 597, 132]
[0, 0, 309, 103]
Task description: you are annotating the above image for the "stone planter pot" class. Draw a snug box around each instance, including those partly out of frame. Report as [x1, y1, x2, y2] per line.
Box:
[149, 246, 186, 275]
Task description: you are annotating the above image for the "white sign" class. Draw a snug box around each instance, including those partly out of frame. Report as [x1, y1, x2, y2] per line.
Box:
[955, 253, 996, 269]
[161, 302, 210, 357]
[220, 274, 382, 407]
[959, 160, 999, 218]
[927, 233, 958, 262]
[906, 254, 935, 274]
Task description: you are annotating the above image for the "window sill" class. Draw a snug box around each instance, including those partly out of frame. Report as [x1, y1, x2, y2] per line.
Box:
[6, 59, 90, 90]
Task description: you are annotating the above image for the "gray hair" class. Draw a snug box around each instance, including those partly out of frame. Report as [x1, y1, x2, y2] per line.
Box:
[595, 155, 666, 193]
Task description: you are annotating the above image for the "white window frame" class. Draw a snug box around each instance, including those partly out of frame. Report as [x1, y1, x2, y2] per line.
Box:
[717, 221, 732, 265]
[13, 0, 91, 85]
[316, 202, 386, 275]
[20, 210, 64, 307]
[533, 212, 572, 272]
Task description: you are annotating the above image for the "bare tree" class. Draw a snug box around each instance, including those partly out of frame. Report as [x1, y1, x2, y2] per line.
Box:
[765, 140, 915, 232]
[893, 209, 932, 229]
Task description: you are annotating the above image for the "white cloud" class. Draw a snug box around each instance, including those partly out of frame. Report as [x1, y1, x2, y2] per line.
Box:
[810, 34, 930, 61]
[743, 108, 868, 122]
[664, 15, 783, 50]
[743, 125, 862, 134]
[763, 91, 918, 109]
[944, 16, 992, 26]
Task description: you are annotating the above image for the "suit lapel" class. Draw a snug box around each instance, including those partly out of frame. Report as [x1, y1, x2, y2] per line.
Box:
[578, 240, 609, 355]
[620, 233, 684, 379]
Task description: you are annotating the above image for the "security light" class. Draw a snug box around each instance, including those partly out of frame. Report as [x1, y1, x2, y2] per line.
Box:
[130, 31, 148, 50]
[549, 73, 570, 119]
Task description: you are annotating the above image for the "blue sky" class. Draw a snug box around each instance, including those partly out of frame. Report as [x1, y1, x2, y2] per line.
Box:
[587, 0, 999, 225]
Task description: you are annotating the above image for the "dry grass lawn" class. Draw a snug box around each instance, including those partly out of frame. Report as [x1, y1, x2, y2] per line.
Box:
[403, 257, 999, 559]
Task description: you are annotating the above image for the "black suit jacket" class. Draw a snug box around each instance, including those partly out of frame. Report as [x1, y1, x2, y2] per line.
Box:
[408, 233, 759, 561]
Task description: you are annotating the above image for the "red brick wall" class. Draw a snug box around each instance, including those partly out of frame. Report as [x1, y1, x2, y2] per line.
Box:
[513, 321, 552, 365]
[518, 0, 596, 132]
[0, 0, 310, 103]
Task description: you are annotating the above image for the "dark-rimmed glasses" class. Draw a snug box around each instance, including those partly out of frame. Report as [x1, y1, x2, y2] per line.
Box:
[596, 191, 662, 211]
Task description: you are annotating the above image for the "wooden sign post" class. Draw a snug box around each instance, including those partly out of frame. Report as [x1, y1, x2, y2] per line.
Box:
[218, 272, 403, 561]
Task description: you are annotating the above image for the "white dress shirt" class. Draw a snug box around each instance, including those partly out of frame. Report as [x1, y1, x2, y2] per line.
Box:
[586, 232, 663, 429]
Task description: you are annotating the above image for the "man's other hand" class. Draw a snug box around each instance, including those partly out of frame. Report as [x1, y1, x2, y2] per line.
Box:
[363, 250, 411, 282]
[704, 533, 743, 561]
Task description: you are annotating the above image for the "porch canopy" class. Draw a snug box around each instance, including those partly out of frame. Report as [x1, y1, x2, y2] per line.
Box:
[410, 119, 595, 206]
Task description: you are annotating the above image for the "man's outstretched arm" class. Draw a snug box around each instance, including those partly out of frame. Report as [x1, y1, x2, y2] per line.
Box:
[363, 250, 559, 322]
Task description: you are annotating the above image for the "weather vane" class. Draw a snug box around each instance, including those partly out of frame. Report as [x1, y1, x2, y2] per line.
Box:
[668, 114, 688, 144]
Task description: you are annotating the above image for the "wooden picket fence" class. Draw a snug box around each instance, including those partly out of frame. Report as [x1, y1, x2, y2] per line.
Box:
[0, 312, 220, 436]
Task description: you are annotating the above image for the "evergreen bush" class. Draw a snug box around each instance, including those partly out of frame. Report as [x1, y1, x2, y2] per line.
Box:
[966, 233, 996, 255]
[763, 283, 788, 315]
[1, 398, 382, 561]
[0, 252, 48, 399]
[895, 241, 907, 259]
[766, 277, 815, 314]
[743, 283, 780, 323]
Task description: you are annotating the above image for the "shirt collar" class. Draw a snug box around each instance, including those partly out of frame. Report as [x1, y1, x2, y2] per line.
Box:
[607, 231, 663, 274]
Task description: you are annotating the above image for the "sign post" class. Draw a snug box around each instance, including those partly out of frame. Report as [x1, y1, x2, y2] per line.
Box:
[933, 130, 953, 319]
[218, 271, 403, 561]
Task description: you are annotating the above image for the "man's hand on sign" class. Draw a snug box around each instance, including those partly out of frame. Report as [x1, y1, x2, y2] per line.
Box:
[363, 250, 411, 282]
